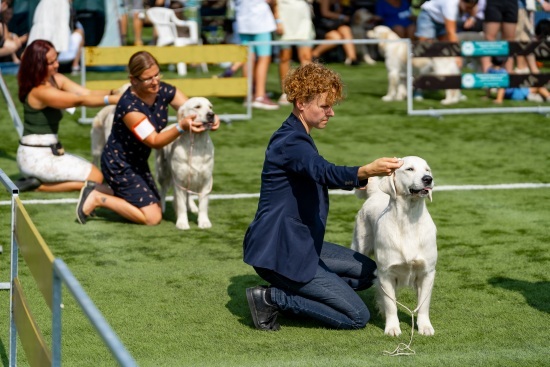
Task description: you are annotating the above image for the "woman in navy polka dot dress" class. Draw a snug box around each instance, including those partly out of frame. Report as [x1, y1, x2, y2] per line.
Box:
[75, 51, 220, 225]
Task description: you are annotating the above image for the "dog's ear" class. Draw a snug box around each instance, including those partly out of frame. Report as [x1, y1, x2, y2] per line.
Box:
[378, 174, 396, 199]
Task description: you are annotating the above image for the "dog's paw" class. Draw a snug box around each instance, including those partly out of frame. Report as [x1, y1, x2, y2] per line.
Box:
[198, 217, 212, 229]
[384, 325, 402, 337]
[384, 317, 402, 336]
[175, 219, 191, 230]
[417, 321, 435, 336]
[382, 95, 394, 102]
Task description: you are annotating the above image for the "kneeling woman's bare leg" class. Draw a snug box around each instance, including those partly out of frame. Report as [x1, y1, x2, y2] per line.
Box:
[82, 189, 162, 225]
[38, 165, 104, 192]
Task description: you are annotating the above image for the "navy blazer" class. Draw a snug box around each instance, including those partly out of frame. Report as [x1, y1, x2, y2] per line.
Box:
[243, 114, 367, 283]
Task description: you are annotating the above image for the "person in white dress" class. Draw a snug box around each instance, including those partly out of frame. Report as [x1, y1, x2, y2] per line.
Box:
[272, 0, 316, 105]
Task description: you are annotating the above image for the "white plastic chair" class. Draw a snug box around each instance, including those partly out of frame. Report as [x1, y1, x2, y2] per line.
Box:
[146, 7, 207, 76]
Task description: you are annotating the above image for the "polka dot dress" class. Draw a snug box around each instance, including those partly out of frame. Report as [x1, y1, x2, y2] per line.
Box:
[101, 82, 176, 208]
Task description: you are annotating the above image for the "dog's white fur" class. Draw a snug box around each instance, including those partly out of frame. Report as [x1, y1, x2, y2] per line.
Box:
[367, 25, 463, 105]
[351, 156, 437, 336]
[90, 83, 131, 165]
[156, 97, 215, 230]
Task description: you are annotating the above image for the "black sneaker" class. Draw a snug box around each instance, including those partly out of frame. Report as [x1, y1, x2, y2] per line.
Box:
[246, 286, 280, 331]
[14, 177, 41, 192]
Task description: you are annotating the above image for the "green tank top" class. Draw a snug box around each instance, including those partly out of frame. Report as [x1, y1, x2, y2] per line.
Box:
[22, 98, 63, 136]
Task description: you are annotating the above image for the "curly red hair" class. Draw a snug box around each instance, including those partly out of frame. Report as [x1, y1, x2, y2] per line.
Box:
[283, 62, 345, 106]
[17, 40, 55, 103]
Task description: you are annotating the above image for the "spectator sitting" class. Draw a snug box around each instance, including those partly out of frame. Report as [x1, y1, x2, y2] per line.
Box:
[488, 56, 550, 104]
[374, 0, 416, 39]
[0, 0, 27, 63]
[311, 0, 360, 65]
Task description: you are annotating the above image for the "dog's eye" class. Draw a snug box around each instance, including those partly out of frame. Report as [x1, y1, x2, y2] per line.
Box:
[406, 167, 414, 171]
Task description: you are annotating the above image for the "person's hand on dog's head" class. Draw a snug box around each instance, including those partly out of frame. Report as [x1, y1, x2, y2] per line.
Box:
[358, 157, 403, 180]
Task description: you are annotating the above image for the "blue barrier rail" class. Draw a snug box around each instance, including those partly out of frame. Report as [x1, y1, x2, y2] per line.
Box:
[0, 169, 137, 366]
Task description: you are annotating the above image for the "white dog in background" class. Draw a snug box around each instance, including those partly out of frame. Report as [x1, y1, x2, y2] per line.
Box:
[156, 97, 216, 230]
[90, 83, 131, 165]
[367, 25, 463, 105]
[351, 156, 437, 337]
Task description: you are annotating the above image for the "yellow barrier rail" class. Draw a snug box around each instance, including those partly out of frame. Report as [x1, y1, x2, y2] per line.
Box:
[79, 44, 251, 123]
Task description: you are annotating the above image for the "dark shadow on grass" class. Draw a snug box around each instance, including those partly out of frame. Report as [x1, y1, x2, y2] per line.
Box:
[226, 275, 390, 331]
[488, 277, 550, 313]
[0, 149, 16, 162]
[0, 336, 8, 367]
[158, 201, 197, 226]
[357, 288, 386, 332]
[226, 274, 265, 329]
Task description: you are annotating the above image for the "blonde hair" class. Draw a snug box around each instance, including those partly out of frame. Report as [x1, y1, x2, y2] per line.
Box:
[283, 62, 345, 106]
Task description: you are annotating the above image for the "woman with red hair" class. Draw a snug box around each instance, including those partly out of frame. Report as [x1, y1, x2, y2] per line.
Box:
[15, 39, 121, 192]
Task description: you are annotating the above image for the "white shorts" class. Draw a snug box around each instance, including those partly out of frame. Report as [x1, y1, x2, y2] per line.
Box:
[17, 134, 93, 182]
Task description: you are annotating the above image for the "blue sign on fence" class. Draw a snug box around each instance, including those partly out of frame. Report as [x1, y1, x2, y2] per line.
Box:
[461, 41, 509, 57]
[461, 73, 510, 89]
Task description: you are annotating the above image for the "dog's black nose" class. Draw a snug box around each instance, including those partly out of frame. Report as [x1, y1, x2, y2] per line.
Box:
[422, 175, 433, 185]
[206, 112, 215, 123]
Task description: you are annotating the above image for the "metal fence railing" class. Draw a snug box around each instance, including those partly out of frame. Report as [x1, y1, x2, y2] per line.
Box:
[1, 170, 137, 366]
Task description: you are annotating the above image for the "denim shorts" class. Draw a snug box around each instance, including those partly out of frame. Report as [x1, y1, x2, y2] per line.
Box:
[415, 10, 447, 40]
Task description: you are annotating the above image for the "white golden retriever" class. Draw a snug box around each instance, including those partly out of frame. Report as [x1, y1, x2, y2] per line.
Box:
[351, 156, 437, 337]
[156, 97, 216, 230]
[367, 25, 462, 105]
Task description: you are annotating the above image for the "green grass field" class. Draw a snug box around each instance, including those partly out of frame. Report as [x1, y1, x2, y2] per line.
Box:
[0, 61, 549, 366]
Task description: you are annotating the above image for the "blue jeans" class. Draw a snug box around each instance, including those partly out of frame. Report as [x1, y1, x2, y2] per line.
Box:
[254, 242, 377, 330]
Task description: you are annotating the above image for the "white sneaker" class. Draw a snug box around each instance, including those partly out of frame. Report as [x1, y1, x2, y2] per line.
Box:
[278, 93, 291, 106]
[363, 54, 376, 65]
[527, 93, 544, 102]
[251, 96, 279, 110]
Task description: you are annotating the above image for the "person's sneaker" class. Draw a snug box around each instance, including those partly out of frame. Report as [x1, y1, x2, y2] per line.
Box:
[413, 89, 424, 101]
[217, 67, 234, 78]
[246, 286, 280, 331]
[278, 93, 291, 106]
[251, 96, 279, 110]
[70, 66, 81, 76]
[527, 93, 544, 102]
[345, 58, 360, 66]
